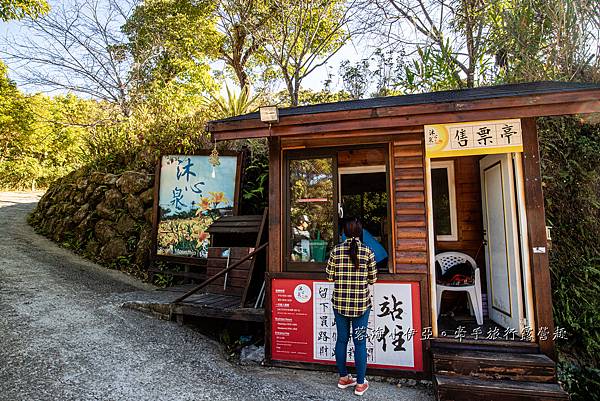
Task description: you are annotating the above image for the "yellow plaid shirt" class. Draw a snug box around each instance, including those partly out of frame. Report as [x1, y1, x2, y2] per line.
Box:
[326, 238, 377, 317]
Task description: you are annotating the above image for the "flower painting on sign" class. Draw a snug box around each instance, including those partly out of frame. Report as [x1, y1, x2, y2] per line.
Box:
[156, 155, 238, 259]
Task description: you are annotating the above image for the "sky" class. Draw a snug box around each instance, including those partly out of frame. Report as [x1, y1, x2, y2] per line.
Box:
[0, 0, 373, 98]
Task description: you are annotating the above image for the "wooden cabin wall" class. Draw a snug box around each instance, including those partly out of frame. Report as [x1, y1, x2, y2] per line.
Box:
[338, 148, 386, 167]
[435, 156, 486, 269]
[392, 133, 428, 274]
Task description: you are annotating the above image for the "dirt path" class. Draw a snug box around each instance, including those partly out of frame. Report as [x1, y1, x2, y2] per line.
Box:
[0, 192, 433, 401]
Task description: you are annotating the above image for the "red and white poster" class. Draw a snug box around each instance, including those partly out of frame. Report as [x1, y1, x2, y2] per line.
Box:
[270, 279, 423, 371]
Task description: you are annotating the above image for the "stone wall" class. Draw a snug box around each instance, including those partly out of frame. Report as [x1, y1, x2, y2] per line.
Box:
[29, 168, 155, 278]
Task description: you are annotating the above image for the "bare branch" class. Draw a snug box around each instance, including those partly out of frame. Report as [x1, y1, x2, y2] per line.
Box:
[1, 0, 135, 115]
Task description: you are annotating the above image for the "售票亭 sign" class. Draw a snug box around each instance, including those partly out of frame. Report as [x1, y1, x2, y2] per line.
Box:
[425, 119, 523, 158]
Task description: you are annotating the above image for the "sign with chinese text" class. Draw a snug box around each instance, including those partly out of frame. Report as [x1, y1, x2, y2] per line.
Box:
[155, 154, 239, 260]
[425, 119, 523, 158]
[270, 279, 423, 371]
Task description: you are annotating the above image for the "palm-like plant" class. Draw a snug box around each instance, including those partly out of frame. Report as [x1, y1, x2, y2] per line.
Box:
[205, 84, 259, 119]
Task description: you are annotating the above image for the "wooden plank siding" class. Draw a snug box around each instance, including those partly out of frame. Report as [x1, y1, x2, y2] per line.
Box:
[393, 133, 429, 274]
[205, 247, 254, 296]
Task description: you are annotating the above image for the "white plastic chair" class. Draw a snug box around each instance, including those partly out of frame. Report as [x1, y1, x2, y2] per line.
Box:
[435, 251, 483, 325]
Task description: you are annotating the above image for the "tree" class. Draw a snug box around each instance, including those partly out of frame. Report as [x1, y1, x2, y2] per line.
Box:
[0, 60, 33, 166]
[245, 0, 360, 106]
[216, 0, 268, 89]
[122, 0, 221, 99]
[359, 0, 495, 89]
[488, 0, 600, 83]
[2, 0, 135, 116]
[339, 59, 370, 99]
[359, 0, 599, 91]
[0, 0, 48, 21]
[0, 61, 116, 190]
[370, 48, 405, 97]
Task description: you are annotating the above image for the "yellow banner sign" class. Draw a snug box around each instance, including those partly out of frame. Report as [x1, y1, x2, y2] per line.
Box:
[425, 119, 523, 158]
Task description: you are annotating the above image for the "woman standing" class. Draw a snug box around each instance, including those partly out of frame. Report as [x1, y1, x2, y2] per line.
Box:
[326, 218, 377, 396]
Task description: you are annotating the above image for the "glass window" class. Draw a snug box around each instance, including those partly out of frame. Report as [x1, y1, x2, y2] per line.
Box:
[431, 161, 457, 241]
[288, 157, 336, 265]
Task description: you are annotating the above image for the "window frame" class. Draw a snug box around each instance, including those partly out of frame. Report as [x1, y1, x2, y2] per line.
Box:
[283, 144, 393, 273]
[431, 160, 458, 242]
[283, 149, 339, 272]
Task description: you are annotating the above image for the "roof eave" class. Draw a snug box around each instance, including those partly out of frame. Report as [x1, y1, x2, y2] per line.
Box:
[209, 87, 600, 141]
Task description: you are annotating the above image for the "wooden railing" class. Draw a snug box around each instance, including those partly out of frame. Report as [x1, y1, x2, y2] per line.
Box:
[172, 242, 268, 304]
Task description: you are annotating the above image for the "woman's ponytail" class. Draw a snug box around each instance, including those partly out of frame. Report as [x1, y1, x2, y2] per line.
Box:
[349, 237, 359, 269]
[343, 217, 363, 269]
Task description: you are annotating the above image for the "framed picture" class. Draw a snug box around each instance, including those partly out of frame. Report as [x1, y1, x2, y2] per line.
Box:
[151, 152, 242, 264]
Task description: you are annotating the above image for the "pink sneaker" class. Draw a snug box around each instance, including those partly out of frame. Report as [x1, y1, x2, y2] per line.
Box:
[354, 380, 369, 396]
[337, 374, 357, 389]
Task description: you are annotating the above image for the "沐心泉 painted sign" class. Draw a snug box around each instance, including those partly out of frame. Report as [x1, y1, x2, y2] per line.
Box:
[156, 154, 238, 259]
[425, 119, 523, 158]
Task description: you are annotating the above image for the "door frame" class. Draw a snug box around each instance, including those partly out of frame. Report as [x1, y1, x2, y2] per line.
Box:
[426, 152, 536, 338]
[512, 152, 536, 336]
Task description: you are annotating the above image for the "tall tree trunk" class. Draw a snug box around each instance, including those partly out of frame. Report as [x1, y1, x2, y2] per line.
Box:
[284, 77, 296, 106]
[464, 0, 476, 88]
[290, 72, 300, 106]
[236, 68, 248, 89]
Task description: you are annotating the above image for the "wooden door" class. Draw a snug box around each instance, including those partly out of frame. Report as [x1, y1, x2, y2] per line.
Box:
[480, 153, 524, 333]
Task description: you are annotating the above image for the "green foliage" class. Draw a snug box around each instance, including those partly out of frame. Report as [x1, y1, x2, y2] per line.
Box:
[296, 88, 352, 106]
[205, 85, 259, 119]
[0, 62, 122, 189]
[538, 116, 600, 397]
[239, 139, 269, 215]
[123, 0, 221, 108]
[401, 44, 472, 93]
[0, 0, 48, 21]
[557, 360, 600, 401]
[488, 0, 599, 83]
[339, 59, 370, 100]
[0, 61, 34, 175]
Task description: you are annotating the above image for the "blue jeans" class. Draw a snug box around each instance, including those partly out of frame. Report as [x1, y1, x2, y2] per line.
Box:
[333, 308, 370, 384]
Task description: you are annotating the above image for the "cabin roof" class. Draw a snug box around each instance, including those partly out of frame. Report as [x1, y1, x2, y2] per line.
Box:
[207, 81, 600, 139]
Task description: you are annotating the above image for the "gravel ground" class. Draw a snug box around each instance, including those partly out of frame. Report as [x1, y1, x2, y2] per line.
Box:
[0, 192, 434, 401]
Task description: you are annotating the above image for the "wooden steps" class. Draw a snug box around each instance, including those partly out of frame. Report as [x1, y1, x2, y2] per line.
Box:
[433, 349, 556, 382]
[434, 375, 569, 401]
[432, 337, 539, 354]
[432, 347, 569, 400]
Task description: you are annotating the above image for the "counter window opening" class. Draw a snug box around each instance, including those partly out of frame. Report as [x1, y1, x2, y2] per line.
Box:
[283, 146, 393, 273]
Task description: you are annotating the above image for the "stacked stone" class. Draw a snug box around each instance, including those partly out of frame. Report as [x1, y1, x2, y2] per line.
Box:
[29, 169, 155, 276]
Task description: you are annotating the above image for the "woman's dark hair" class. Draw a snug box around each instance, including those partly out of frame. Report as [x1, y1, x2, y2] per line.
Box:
[344, 217, 363, 269]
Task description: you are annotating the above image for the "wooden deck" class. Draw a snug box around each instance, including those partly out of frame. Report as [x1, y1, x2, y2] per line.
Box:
[158, 285, 265, 323]
[431, 343, 569, 400]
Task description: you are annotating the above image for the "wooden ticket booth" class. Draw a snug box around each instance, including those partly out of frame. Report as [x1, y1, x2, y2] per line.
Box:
[207, 82, 600, 400]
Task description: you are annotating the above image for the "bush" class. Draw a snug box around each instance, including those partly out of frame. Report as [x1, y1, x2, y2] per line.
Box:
[538, 116, 600, 397]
